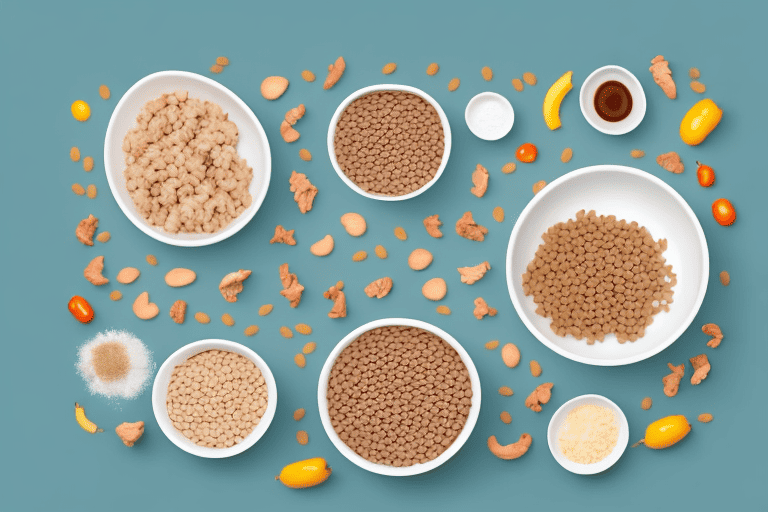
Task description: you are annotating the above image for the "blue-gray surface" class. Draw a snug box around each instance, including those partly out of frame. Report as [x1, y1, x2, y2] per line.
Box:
[2, 1, 766, 510]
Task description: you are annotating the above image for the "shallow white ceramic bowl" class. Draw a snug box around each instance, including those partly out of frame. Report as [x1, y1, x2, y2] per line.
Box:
[464, 92, 514, 140]
[506, 165, 708, 366]
[579, 65, 646, 135]
[318, 318, 481, 476]
[327, 84, 451, 201]
[104, 71, 271, 246]
[152, 339, 277, 458]
[547, 394, 629, 475]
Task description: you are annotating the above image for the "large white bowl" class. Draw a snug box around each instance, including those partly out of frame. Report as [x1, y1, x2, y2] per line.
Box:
[152, 339, 277, 458]
[547, 394, 629, 475]
[506, 165, 708, 366]
[327, 84, 451, 201]
[104, 71, 271, 246]
[318, 318, 481, 476]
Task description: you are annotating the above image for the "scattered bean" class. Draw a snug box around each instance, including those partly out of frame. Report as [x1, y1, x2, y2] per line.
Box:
[481, 66, 493, 81]
[382, 62, 397, 75]
[500, 411, 512, 424]
[630, 149, 645, 158]
[689, 67, 701, 79]
[110, 290, 122, 301]
[301, 70, 315, 82]
[297, 430, 309, 445]
[511, 78, 524, 92]
[394, 227, 407, 240]
[70, 147, 81, 161]
[719, 271, 730, 286]
[698, 413, 713, 423]
[294, 353, 306, 368]
[530, 360, 542, 377]
[99, 84, 110, 100]
[221, 313, 235, 326]
[501, 343, 521, 368]
[295, 323, 312, 335]
[690, 81, 706, 94]
[352, 250, 368, 262]
[448, 78, 460, 91]
[146, 254, 158, 266]
[498, 386, 514, 397]
[86, 184, 97, 199]
[492, 206, 504, 223]
[216, 56, 229, 66]
[294, 408, 306, 421]
[259, 304, 273, 316]
[194, 312, 210, 324]
[485, 340, 499, 350]
[375, 245, 388, 259]
[501, 162, 516, 174]
[532, 180, 546, 195]
[210, 64, 223, 74]
[561, 147, 573, 163]
[72, 183, 85, 195]
[426, 63, 439, 76]
[302, 342, 316, 355]
[299, 149, 312, 161]
[522, 72, 537, 86]
[244, 325, 259, 336]
[280, 326, 294, 338]
[83, 156, 94, 172]
[641, 397, 653, 410]
[96, 231, 110, 243]
[436, 305, 451, 315]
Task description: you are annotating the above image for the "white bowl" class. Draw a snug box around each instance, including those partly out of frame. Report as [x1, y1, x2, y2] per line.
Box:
[327, 84, 451, 201]
[547, 394, 629, 475]
[317, 318, 481, 476]
[506, 165, 708, 366]
[104, 71, 271, 246]
[579, 66, 646, 135]
[152, 339, 277, 458]
[464, 92, 514, 140]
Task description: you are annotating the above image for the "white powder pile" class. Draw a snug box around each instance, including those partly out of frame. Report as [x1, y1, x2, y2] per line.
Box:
[557, 404, 619, 464]
[465, 95, 514, 140]
[76, 329, 155, 400]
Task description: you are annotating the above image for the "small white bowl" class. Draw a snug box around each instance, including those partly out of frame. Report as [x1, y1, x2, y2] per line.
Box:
[579, 65, 646, 135]
[327, 84, 451, 201]
[506, 165, 708, 366]
[317, 318, 481, 476]
[104, 71, 272, 246]
[547, 394, 629, 475]
[464, 92, 514, 140]
[152, 339, 277, 458]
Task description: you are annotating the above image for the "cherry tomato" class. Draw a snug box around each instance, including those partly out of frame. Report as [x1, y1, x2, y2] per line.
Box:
[68, 295, 94, 323]
[711, 198, 736, 226]
[516, 143, 538, 163]
[696, 161, 715, 187]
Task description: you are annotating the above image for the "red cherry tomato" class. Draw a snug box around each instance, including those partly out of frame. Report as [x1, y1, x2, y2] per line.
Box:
[712, 198, 736, 226]
[696, 161, 715, 187]
[516, 143, 538, 163]
[68, 295, 94, 323]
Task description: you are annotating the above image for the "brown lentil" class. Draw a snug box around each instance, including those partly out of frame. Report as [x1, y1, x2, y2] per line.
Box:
[244, 325, 259, 337]
[689, 67, 701, 79]
[110, 290, 122, 301]
[481, 66, 493, 81]
[293, 408, 306, 421]
[500, 411, 512, 424]
[294, 353, 306, 368]
[436, 305, 451, 315]
[375, 245, 388, 259]
[382, 62, 397, 75]
[690, 81, 706, 94]
[72, 183, 86, 195]
[295, 323, 312, 335]
[70, 146, 81, 161]
[299, 148, 312, 161]
[426, 63, 439, 76]
[83, 156, 94, 172]
[492, 206, 505, 223]
[719, 271, 730, 286]
[530, 360, 542, 377]
[301, 70, 316, 82]
[641, 397, 653, 410]
[280, 326, 294, 339]
[258, 304, 273, 316]
[221, 313, 235, 326]
[352, 250, 368, 262]
[532, 180, 546, 194]
[194, 312, 210, 324]
[485, 340, 499, 350]
[630, 149, 645, 158]
[448, 78, 460, 91]
[511, 78, 524, 92]
[698, 413, 713, 423]
[96, 231, 111, 243]
[561, 147, 573, 163]
[302, 342, 317, 355]
[499, 386, 514, 397]
[502, 162, 516, 174]
[86, 184, 97, 199]
[99, 84, 111, 100]
[523, 72, 537, 86]
[146, 254, 158, 266]
[297, 430, 309, 445]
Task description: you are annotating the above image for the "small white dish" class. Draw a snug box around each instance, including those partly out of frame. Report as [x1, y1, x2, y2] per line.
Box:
[506, 165, 708, 366]
[317, 318, 481, 476]
[547, 394, 629, 475]
[152, 339, 277, 458]
[327, 84, 451, 201]
[104, 71, 271, 246]
[464, 92, 514, 140]
[579, 65, 646, 135]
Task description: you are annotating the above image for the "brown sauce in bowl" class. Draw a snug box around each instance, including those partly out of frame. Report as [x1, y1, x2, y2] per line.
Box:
[594, 81, 632, 122]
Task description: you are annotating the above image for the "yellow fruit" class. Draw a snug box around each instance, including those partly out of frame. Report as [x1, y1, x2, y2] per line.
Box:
[543, 71, 573, 130]
[680, 98, 722, 145]
[71, 100, 91, 122]
[634, 414, 690, 449]
[75, 402, 103, 434]
[276, 458, 332, 488]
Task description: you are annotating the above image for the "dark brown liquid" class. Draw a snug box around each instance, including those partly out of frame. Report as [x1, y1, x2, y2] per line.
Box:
[594, 80, 632, 122]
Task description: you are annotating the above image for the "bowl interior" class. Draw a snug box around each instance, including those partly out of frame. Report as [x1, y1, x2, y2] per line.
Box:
[464, 92, 515, 141]
[327, 84, 452, 201]
[579, 66, 646, 135]
[152, 339, 277, 458]
[547, 394, 629, 475]
[104, 71, 271, 246]
[507, 165, 708, 366]
[317, 318, 481, 476]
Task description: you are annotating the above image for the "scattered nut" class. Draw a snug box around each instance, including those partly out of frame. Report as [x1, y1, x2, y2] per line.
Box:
[116, 267, 140, 284]
[481, 66, 493, 81]
[294, 354, 307, 369]
[422, 278, 447, 301]
[471, 164, 489, 197]
[532, 180, 547, 194]
[501, 162, 517, 174]
[561, 147, 573, 163]
[630, 149, 646, 158]
[448, 78, 460, 91]
[271, 225, 296, 245]
[221, 313, 235, 327]
[698, 413, 713, 423]
[295, 323, 312, 335]
[244, 325, 259, 336]
[426, 63, 439, 76]
[83, 156, 94, 172]
[294, 408, 306, 421]
[511, 78, 524, 92]
[719, 271, 730, 286]
[279, 263, 304, 308]
[70, 146, 80, 161]
[260, 76, 289, 100]
[335, 280, 344, 290]
[473, 297, 497, 319]
[84, 256, 109, 286]
[689, 67, 701, 79]
[99, 84, 111, 100]
[194, 312, 210, 324]
[258, 304, 273, 316]
[492, 207, 505, 223]
[132, 291, 159, 320]
[146, 254, 158, 266]
[501, 343, 521, 368]
[522, 72, 537, 86]
[301, 70, 315, 82]
[423, 215, 443, 238]
[219, 269, 252, 302]
[690, 81, 706, 94]
[296, 430, 309, 444]
[500, 411, 512, 424]
[485, 340, 499, 350]
[96, 231, 110, 243]
[170, 300, 186, 324]
[165, 268, 196, 287]
[382, 62, 397, 75]
[216, 56, 229, 66]
[280, 326, 294, 338]
[289, 171, 317, 213]
[76, 214, 98, 246]
[115, 421, 144, 447]
[649, 55, 676, 100]
[408, 248, 433, 270]
[690, 354, 711, 385]
[364, 277, 393, 298]
[340, 213, 367, 237]
[374, 245, 388, 259]
[436, 305, 451, 315]
[498, 386, 514, 397]
[280, 104, 305, 142]
[702, 323, 723, 348]
[663, 363, 685, 397]
[86, 184, 97, 199]
[323, 285, 347, 318]
[72, 183, 85, 195]
[298, 149, 312, 162]
[456, 211, 488, 241]
[310, 235, 334, 256]
[641, 397, 653, 410]
[302, 342, 316, 355]
[529, 360, 542, 377]
[457, 261, 490, 284]
[323, 56, 346, 90]
[394, 226, 407, 241]
[110, 290, 122, 301]
[525, 383, 553, 412]
[657, 151, 684, 174]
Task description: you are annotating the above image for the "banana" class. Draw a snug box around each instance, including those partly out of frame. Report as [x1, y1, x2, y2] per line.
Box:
[75, 402, 103, 434]
[543, 71, 573, 130]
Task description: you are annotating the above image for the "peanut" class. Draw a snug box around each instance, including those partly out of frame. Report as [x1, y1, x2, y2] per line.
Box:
[487, 433, 532, 460]
[83, 156, 94, 172]
[301, 70, 315, 82]
[522, 72, 537, 86]
[532, 180, 546, 194]
[99, 84, 110, 100]
[244, 325, 259, 336]
[501, 343, 521, 368]
[293, 408, 306, 421]
[302, 342, 316, 355]
[698, 413, 713, 423]
[426, 63, 439, 76]
[448, 78, 460, 92]
[382, 62, 397, 75]
[375, 245, 388, 259]
[689, 67, 701, 79]
[280, 326, 294, 339]
[719, 271, 730, 286]
[529, 360, 542, 377]
[86, 184, 97, 199]
[436, 305, 451, 315]
[690, 81, 706, 94]
[72, 183, 85, 195]
[210, 64, 223, 74]
[500, 411, 512, 424]
[492, 206, 504, 223]
[498, 386, 514, 397]
[221, 313, 235, 326]
[352, 250, 368, 262]
[511, 78, 524, 92]
[641, 397, 652, 410]
[297, 430, 309, 445]
[216, 56, 229, 66]
[299, 148, 312, 161]
[561, 147, 573, 163]
[394, 226, 407, 241]
[501, 162, 516, 174]
[194, 312, 210, 324]
[295, 323, 312, 335]
[481, 66, 493, 81]
[294, 353, 306, 368]
[146, 254, 158, 266]
[630, 149, 645, 158]
[258, 304, 273, 316]
[485, 340, 499, 350]
[70, 146, 80, 162]
[96, 231, 111, 243]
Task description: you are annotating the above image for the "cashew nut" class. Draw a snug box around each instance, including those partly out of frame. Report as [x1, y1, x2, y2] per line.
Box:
[487, 433, 532, 460]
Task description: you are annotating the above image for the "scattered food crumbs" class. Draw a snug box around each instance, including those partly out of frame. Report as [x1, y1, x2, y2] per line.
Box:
[423, 215, 443, 238]
[630, 149, 646, 158]
[473, 297, 497, 319]
[455, 211, 488, 241]
[511, 78, 524, 92]
[500, 411, 512, 424]
[364, 277, 393, 299]
[657, 151, 684, 174]
[470, 163, 489, 198]
[689, 67, 701, 79]
[436, 305, 451, 315]
[663, 363, 685, 397]
[561, 147, 573, 163]
[485, 340, 499, 350]
[84, 256, 109, 285]
[295, 323, 312, 335]
[271, 225, 296, 245]
[499, 386, 514, 397]
[523, 72, 537, 86]
[720, 271, 730, 286]
[110, 290, 122, 301]
[281, 104, 305, 142]
[280, 326, 294, 338]
[244, 325, 259, 336]
[374, 245, 388, 259]
[210, 64, 223, 74]
[99, 84, 110, 100]
[302, 342, 317, 355]
[194, 312, 210, 324]
[335, 280, 344, 290]
[501, 162, 516, 174]
[457, 261, 491, 284]
[297, 430, 309, 445]
[132, 291, 159, 319]
[492, 206, 505, 223]
[146, 254, 158, 266]
[323, 56, 346, 90]
[301, 70, 316, 82]
[289, 170, 317, 212]
[259, 304, 274, 316]
[641, 397, 653, 410]
[382, 62, 397, 75]
[448, 78, 460, 91]
[525, 383, 553, 412]
[279, 263, 304, 308]
[394, 226, 407, 240]
[70, 147, 81, 161]
[481, 66, 493, 81]
[426, 63, 439, 76]
[530, 360, 542, 377]
[116, 267, 140, 284]
[221, 313, 235, 327]
[86, 184, 97, 198]
[170, 300, 186, 324]
[690, 81, 706, 94]
[702, 323, 723, 348]
[83, 156, 94, 172]
[698, 413, 713, 423]
[216, 56, 229, 66]
[532, 180, 547, 194]
[649, 55, 677, 99]
[96, 231, 110, 243]
[294, 408, 306, 421]
[352, 250, 368, 262]
[72, 183, 85, 195]
[299, 148, 312, 161]
[76, 214, 98, 246]
[294, 353, 307, 368]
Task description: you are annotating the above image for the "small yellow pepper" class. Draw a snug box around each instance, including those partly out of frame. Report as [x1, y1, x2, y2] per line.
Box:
[633, 414, 690, 449]
[276, 457, 331, 488]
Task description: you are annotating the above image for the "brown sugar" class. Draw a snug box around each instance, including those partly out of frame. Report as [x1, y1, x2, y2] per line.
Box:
[92, 342, 130, 382]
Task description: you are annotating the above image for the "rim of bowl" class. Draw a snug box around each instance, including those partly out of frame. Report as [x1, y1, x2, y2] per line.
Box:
[464, 91, 515, 141]
[505, 165, 709, 366]
[579, 65, 646, 136]
[547, 394, 629, 475]
[152, 339, 277, 458]
[104, 70, 272, 247]
[317, 318, 481, 476]
[326, 84, 452, 201]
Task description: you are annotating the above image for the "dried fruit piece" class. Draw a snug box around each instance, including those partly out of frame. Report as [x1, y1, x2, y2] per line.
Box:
[99, 84, 110, 100]
[630, 149, 646, 158]
[244, 325, 259, 336]
[436, 305, 451, 315]
[689, 67, 701, 79]
[529, 360, 542, 377]
[426, 63, 439, 76]
[702, 323, 723, 348]
[110, 290, 122, 301]
[649, 55, 677, 99]
[422, 278, 447, 301]
[657, 151, 684, 174]
[194, 312, 210, 324]
[295, 323, 312, 335]
[501, 343, 521, 368]
[382, 62, 397, 75]
[323, 285, 346, 318]
[116, 267, 140, 284]
[221, 313, 235, 327]
[302, 342, 317, 355]
[663, 362, 685, 397]
[86, 184, 97, 199]
[289, 171, 317, 213]
[294, 354, 307, 369]
[146, 254, 158, 266]
[712, 198, 736, 226]
[340, 212, 367, 237]
[299, 148, 312, 161]
[258, 304, 273, 316]
[516, 143, 538, 163]
[294, 408, 306, 421]
[261, 76, 289, 100]
[492, 206, 505, 223]
[500, 412, 512, 424]
[471, 163, 489, 197]
[690, 354, 711, 385]
[374, 245, 388, 259]
[116, 421, 144, 447]
[448, 78, 460, 91]
[310, 235, 334, 256]
[423, 215, 443, 238]
[270, 225, 296, 245]
[96, 231, 110, 243]
[523, 72, 537, 85]
[481, 66, 493, 81]
[279, 263, 304, 308]
[132, 291, 159, 320]
[169, 300, 186, 324]
[72, 183, 85, 195]
[364, 277, 393, 298]
[511, 78, 524, 92]
[485, 340, 499, 350]
[498, 386, 514, 397]
[165, 268, 196, 287]
[698, 413, 713, 423]
[457, 261, 490, 284]
[487, 433, 531, 460]
[532, 180, 547, 194]
[408, 248, 433, 270]
[641, 397, 653, 410]
[84, 256, 109, 286]
[473, 297, 497, 319]
[280, 326, 294, 338]
[501, 162, 516, 174]
[281, 104, 305, 143]
[560, 147, 573, 163]
[456, 211, 488, 241]
[76, 214, 98, 246]
[83, 156, 94, 172]
[525, 382, 553, 412]
[719, 271, 730, 286]
[690, 81, 706, 94]
[70, 146, 81, 161]
[323, 57, 346, 90]
[219, 269, 252, 302]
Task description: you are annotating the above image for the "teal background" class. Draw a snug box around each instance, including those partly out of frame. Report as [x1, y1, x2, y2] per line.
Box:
[2, 0, 766, 510]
